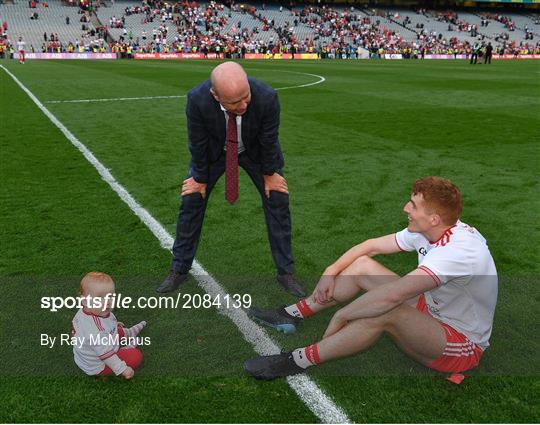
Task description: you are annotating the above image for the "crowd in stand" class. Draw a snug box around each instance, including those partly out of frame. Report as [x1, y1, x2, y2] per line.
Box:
[434, 10, 481, 37]
[1, 0, 539, 58]
[0, 0, 109, 55]
[481, 13, 536, 41]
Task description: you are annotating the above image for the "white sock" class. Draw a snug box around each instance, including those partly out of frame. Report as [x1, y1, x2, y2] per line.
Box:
[284, 304, 302, 318]
[124, 320, 147, 338]
[292, 347, 315, 369]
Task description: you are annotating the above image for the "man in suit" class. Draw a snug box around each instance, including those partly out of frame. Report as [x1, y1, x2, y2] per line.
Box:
[157, 62, 305, 297]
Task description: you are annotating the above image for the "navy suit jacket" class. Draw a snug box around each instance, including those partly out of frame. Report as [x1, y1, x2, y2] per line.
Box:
[186, 77, 285, 183]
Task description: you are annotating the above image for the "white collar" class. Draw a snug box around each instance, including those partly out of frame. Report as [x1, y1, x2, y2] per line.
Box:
[219, 104, 242, 118]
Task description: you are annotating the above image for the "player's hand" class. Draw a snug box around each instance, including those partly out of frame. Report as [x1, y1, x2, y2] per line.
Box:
[323, 311, 347, 339]
[263, 173, 288, 198]
[181, 177, 207, 198]
[117, 322, 124, 327]
[122, 366, 135, 380]
[312, 275, 335, 305]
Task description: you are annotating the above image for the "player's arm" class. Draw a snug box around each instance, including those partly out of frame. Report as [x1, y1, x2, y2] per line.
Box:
[325, 234, 402, 276]
[313, 234, 402, 304]
[323, 268, 437, 338]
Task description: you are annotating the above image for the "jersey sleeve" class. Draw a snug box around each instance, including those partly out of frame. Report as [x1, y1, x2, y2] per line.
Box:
[102, 354, 128, 376]
[91, 334, 117, 360]
[85, 316, 119, 361]
[418, 244, 472, 285]
[395, 228, 420, 252]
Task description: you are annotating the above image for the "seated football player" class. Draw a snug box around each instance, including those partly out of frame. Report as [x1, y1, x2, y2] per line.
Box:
[71, 272, 147, 379]
[245, 177, 498, 380]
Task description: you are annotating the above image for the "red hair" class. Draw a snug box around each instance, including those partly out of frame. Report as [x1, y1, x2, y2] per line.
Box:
[412, 177, 462, 225]
[80, 271, 114, 295]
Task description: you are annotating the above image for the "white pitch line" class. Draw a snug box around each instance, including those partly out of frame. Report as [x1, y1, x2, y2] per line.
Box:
[1, 64, 350, 425]
[246, 67, 326, 91]
[274, 71, 326, 90]
[45, 94, 187, 104]
[44, 71, 326, 104]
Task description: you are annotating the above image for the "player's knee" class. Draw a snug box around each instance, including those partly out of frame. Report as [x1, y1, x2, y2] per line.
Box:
[355, 255, 372, 266]
[343, 255, 372, 275]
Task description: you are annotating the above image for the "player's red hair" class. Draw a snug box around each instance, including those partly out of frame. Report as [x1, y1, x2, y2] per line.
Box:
[412, 177, 463, 226]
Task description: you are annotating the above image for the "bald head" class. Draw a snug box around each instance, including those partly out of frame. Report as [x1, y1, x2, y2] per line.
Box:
[211, 62, 248, 94]
[210, 62, 251, 115]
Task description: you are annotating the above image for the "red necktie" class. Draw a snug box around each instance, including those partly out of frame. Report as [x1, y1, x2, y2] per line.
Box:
[225, 112, 238, 205]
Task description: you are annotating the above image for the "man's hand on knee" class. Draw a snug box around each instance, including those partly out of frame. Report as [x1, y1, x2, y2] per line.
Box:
[263, 173, 288, 198]
[181, 177, 207, 198]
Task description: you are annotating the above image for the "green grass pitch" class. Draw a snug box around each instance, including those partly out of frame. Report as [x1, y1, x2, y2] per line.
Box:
[0, 58, 539, 423]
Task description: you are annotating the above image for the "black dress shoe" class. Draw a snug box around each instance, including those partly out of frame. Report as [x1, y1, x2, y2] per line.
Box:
[277, 274, 306, 298]
[156, 270, 188, 293]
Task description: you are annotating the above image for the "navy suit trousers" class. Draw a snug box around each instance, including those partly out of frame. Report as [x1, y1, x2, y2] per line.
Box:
[171, 152, 294, 275]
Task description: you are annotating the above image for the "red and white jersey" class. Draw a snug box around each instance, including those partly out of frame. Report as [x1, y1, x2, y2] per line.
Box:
[72, 308, 121, 375]
[17, 40, 25, 51]
[395, 220, 498, 349]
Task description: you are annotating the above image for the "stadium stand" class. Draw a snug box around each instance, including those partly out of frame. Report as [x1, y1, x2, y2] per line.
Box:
[0, 0, 105, 52]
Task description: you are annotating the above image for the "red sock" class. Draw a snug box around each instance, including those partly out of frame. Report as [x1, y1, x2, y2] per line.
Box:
[297, 299, 315, 318]
[305, 343, 321, 365]
[292, 343, 321, 369]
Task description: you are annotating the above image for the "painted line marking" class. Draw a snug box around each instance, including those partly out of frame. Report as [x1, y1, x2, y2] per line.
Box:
[45, 95, 187, 104]
[274, 71, 326, 90]
[1, 64, 350, 425]
[44, 71, 326, 103]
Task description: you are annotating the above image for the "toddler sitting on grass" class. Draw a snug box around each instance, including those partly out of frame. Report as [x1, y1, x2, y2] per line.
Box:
[71, 272, 146, 379]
